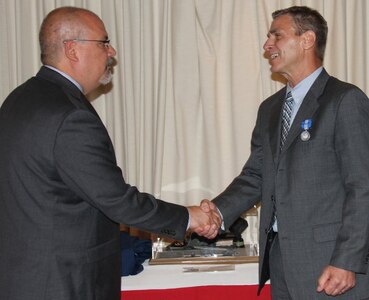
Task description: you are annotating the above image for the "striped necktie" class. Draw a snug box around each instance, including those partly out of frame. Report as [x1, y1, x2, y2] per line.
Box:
[280, 91, 294, 148]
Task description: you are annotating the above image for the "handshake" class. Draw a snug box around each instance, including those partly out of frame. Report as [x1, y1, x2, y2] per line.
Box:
[187, 200, 222, 240]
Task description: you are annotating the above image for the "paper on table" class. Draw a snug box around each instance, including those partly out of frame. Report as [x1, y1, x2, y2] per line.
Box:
[183, 265, 235, 273]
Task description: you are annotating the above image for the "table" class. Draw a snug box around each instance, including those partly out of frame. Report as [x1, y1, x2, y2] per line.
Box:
[121, 261, 271, 299]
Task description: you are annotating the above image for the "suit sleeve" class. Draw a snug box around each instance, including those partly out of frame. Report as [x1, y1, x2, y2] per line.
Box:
[330, 87, 369, 273]
[212, 104, 264, 230]
[53, 109, 188, 240]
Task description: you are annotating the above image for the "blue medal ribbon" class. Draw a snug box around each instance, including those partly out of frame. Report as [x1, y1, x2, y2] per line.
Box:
[301, 119, 312, 130]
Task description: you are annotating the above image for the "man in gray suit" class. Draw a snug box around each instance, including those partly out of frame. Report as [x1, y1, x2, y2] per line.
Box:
[201, 6, 369, 299]
[0, 7, 219, 300]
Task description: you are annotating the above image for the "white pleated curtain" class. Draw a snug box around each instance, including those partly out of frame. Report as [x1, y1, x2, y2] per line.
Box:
[1, 0, 369, 242]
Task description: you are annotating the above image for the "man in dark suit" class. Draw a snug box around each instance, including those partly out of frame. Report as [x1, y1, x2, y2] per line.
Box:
[0, 7, 220, 300]
[201, 6, 369, 299]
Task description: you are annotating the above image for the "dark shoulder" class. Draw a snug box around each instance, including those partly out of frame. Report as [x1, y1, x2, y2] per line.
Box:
[0, 77, 86, 138]
[319, 76, 369, 109]
[2, 76, 79, 116]
[325, 76, 366, 96]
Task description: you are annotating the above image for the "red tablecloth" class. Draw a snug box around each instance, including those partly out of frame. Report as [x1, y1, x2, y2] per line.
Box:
[121, 284, 271, 300]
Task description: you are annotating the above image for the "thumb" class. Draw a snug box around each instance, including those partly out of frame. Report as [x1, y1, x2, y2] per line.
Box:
[317, 269, 330, 292]
[200, 199, 212, 213]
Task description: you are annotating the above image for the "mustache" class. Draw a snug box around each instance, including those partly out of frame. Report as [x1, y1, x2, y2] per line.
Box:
[99, 58, 115, 85]
[106, 57, 114, 68]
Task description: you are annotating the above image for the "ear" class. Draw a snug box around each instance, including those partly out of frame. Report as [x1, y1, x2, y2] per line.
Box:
[63, 41, 79, 62]
[301, 30, 316, 50]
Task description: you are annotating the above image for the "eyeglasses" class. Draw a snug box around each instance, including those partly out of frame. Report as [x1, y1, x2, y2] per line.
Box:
[63, 39, 111, 49]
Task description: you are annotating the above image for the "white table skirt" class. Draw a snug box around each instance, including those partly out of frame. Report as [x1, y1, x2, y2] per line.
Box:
[121, 261, 260, 291]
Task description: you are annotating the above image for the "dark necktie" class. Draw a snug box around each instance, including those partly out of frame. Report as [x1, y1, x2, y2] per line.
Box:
[280, 91, 294, 148]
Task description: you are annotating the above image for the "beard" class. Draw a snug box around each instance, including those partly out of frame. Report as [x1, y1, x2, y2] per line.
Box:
[99, 57, 114, 85]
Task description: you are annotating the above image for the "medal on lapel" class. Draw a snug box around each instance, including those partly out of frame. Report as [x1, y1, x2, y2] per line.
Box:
[300, 119, 312, 141]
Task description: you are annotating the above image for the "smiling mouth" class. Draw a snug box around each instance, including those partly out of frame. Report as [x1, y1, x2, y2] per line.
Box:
[270, 53, 279, 60]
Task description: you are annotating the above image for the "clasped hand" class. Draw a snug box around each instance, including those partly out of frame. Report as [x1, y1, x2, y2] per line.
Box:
[187, 199, 221, 240]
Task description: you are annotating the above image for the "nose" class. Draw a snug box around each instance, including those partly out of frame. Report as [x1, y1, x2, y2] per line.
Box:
[263, 38, 273, 51]
[108, 45, 117, 57]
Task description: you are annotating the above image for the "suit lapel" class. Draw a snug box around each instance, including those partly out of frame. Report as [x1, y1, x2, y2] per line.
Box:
[279, 69, 330, 153]
[269, 89, 286, 164]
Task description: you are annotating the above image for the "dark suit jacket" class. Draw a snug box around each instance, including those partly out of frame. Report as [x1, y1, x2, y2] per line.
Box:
[213, 69, 369, 299]
[0, 66, 188, 300]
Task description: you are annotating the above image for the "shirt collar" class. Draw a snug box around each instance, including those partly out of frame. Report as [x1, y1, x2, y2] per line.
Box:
[286, 66, 323, 106]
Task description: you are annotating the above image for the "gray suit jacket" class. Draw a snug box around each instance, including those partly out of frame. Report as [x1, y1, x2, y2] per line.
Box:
[0, 66, 188, 300]
[213, 69, 369, 299]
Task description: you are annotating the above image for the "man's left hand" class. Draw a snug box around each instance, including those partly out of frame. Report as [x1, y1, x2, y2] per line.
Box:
[317, 265, 355, 296]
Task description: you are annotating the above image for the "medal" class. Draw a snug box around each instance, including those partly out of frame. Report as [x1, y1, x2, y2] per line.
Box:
[300, 130, 310, 141]
[300, 119, 312, 141]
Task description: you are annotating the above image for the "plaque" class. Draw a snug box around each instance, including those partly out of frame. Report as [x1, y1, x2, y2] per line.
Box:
[150, 217, 258, 265]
